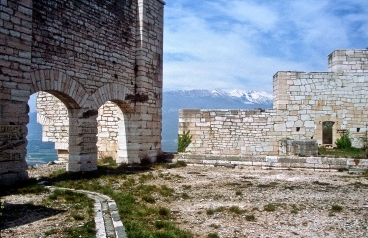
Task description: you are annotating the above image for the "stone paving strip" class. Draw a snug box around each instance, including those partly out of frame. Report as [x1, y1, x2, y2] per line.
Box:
[45, 186, 127, 238]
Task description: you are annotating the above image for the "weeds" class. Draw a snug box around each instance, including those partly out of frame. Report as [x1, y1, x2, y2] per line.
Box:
[318, 146, 365, 158]
[142, 194, 156, 204]
[264, 203, 276, 212]
[245, 214, 256, 221]
[98, 156, 117, 166]
[229, 206, 242, 214]
[331, 204, 343, 212]
[182, 185, 192, 190]
[209, 224, 221, 229]
[207, 233, 220, 238]
[159, 185, 174, 197]
[181, 193, 190, 199]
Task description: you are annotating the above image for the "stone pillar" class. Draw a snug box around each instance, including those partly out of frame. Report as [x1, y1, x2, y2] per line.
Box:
[132, 0, 164, 163]
[0, 0, 33, 185]
[67, 109, 98, 172]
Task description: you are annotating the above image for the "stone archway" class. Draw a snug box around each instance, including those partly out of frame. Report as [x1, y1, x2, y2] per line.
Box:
[0, 0, 164, 186]
[30, 70, 100, 172]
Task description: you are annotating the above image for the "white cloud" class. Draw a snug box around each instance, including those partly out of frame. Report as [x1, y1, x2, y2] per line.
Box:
[163, 0, 368, 93]
[210, 0, 279, 32]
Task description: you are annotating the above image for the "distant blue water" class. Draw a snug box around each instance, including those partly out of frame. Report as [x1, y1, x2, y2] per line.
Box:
[26, 140, 58, 166]
[26, 140, 178, 166]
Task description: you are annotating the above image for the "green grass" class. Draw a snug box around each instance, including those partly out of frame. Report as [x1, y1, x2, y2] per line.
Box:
[245, 214, 256, 221]
[42, 189, 96, 237]
[229, 206, 242, 214]
[45, 166, 192, 237]
[318, 147, 365, 158]
[207, 233, 220, 238]
[264, 203, 276, 212]
[98, 156, 117, 166]
[331, 204, 343, 212]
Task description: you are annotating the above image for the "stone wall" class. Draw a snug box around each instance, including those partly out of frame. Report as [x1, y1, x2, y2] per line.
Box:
[0, 0, 33, 185]
[0, 0, 165, 186]
[179, 49, 368, 156]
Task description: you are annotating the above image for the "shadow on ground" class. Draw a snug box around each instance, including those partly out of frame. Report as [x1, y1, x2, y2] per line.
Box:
[0, 203, 65, 229]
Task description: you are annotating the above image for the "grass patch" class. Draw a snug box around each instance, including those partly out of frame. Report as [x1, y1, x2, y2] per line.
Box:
[182, 185, 191, 190]
[44, 229, 58, 236]
[264, 203, 276, 212]
[245, 214, 256, 221]
[98, 156, 117, 166]
[331, 204, 343, 212]
[318, 147, 365, 158]
[159, 185, 174, 197]
[209, 224, 221, 229]
[181, 193, 190, 199]
[12, 163, 193, 237]
[207, 233, 220, 238]
[63, 220, 96, 238]
[229, 206, 242, 214]
[142, 194, 156, 204]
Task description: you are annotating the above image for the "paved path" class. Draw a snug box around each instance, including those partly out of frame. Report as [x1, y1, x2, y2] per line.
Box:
[46, 186, 126, 238]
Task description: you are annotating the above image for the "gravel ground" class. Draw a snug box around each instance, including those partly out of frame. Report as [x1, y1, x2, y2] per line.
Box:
[1, 163, 368, 238]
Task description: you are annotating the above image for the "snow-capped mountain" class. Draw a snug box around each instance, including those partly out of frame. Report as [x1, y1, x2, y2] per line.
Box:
[228, 90, 274, 104]
[162, 89, 274, 147]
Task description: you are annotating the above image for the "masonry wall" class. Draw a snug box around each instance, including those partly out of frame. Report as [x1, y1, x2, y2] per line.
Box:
[0, 0, 33, 185]
[34, 0, 165, 164]
[1, 0, 165, 185]
[179, 50, 368, 156]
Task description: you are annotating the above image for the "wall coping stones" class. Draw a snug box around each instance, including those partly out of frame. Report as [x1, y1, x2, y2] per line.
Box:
[175, 153, 368, 170]
[45, 186, 126, 238]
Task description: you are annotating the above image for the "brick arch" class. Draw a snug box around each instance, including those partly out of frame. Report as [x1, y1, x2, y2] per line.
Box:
[30, 70, 89, 109]
[92, 83, 134, 113]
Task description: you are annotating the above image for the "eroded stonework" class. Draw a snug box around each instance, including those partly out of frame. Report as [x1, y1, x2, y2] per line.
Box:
[0, 0, 164, 185]
[179, 50, 368, 156]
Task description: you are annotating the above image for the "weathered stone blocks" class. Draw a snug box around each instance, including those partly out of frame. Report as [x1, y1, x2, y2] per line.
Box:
[1, 0, 165, 186]
[179, 50, 368, 157]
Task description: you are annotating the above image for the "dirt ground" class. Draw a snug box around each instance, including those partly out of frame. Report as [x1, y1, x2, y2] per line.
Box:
[1, 163, 368, 238]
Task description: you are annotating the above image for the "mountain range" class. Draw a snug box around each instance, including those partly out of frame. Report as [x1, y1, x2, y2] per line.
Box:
[162, 89, 273, 143]
[27, 89, 274, 154]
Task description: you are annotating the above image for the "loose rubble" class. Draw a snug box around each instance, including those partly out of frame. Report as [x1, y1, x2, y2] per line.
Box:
[1, 163, 368, 237]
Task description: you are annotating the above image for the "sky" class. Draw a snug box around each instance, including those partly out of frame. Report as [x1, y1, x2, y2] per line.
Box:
[163, 0, 368, 94]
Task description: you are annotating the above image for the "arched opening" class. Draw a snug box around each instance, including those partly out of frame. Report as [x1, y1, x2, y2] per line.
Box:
[26, 93, 58, 166]
[27, 91, 71, 164]
[97, 100, 132, 164]
[322, 121, 335, 146]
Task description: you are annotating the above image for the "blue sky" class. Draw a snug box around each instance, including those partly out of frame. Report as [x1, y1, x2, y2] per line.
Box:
[163, 0, 368, 93]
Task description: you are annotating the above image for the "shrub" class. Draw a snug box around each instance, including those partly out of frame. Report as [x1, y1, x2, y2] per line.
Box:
[229, 206, 242, 214]
[331, 204, 343, 212]
[336, 131, 351, 149]
[207, 233, 220, 238]
[245, 214, 256, 221]
[264, 203, 276, 212]
[158, 207, 170, 217]
[178, 130, 192, 152]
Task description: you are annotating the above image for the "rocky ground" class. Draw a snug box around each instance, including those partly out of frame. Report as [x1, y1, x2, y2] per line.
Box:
[1, 163, 368, 237]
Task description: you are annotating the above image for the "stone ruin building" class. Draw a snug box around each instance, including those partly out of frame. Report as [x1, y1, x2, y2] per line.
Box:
[0, 0, 165, 186]
[179, 50, 368, 168]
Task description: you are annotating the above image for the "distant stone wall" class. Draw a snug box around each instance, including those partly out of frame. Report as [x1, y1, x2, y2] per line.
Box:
[179, 49, 368, 156]
[328, 50, 368, 73]
[37, 93, 128, 162]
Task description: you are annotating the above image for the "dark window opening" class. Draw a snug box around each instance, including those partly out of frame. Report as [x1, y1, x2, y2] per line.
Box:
[323, 121, 335, 144]
[296, 127, 300, 132]
[357, 128, 360, 132]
